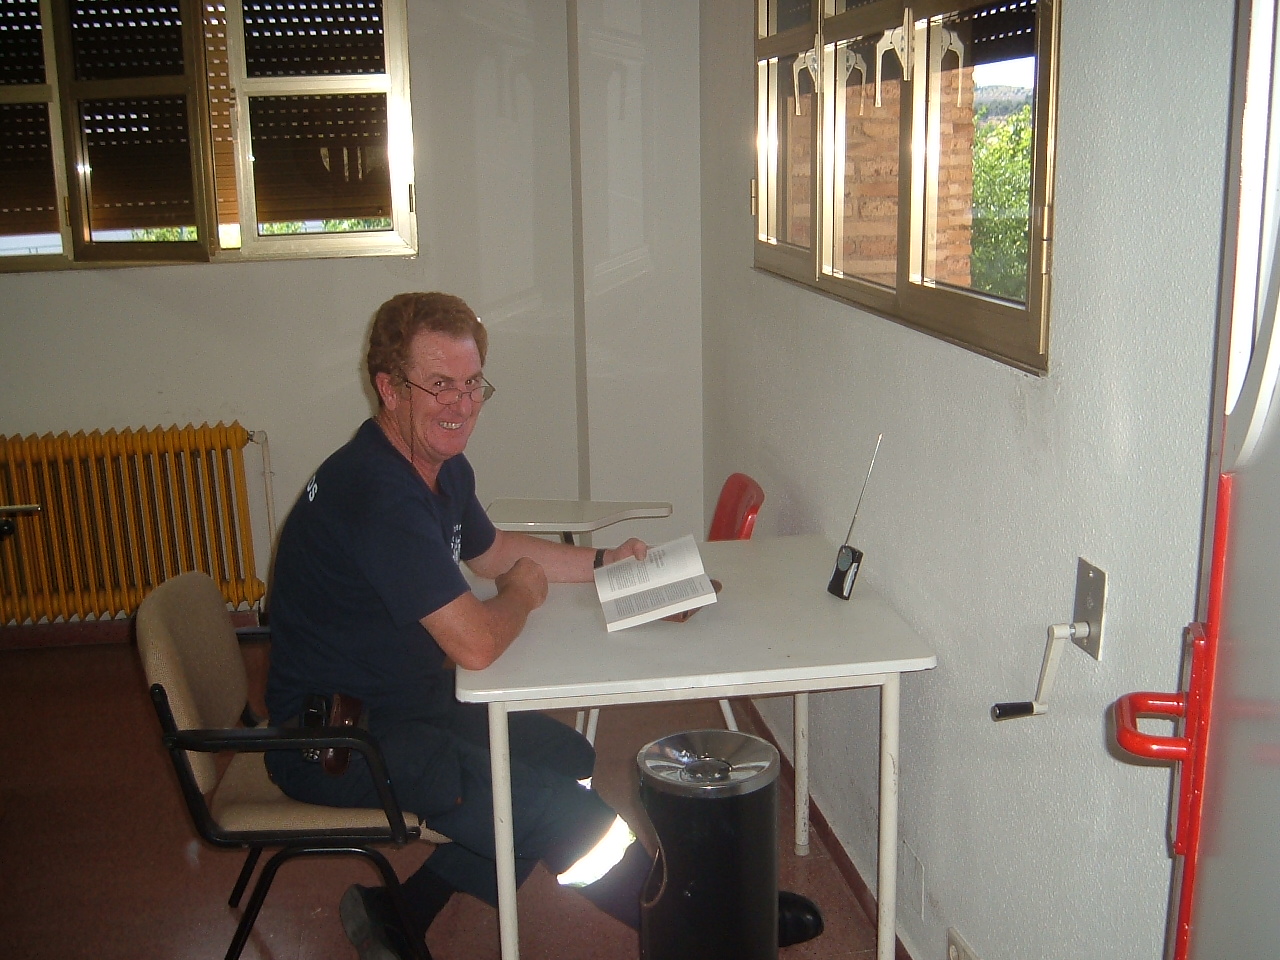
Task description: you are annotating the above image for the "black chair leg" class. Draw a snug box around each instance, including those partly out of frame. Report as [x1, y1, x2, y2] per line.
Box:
[227, 845, 301, 960]
[224, 845, 428, 960]
[229, 846, 263, 908]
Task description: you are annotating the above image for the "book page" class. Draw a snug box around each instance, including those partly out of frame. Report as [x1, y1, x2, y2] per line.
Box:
[601, 573, 718, 632]
[594, 534, 705, 602]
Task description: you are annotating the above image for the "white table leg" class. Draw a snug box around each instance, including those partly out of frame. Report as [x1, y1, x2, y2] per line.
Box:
[794, 692, 810, 855]
[488, 701, 520, 960]
[877, 674, 900, 960]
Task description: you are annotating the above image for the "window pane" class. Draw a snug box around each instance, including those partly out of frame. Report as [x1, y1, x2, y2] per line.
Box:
[247, 93, 392, 233]
[0, 103, 62, 255]
[825, 0, 887, 13]
[920, 0, 1036, 303]
[80, 97, 196, 239]
[243, 0, 385, 77]
[760, 0, 811, 37]
[70, 1, 185, 82]
[1, 0, 47, 85]
[822, 33, 900, 287]
[757, 53, 814, 250]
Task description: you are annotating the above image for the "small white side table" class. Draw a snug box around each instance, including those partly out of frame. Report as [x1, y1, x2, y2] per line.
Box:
[485, 498, 672, 544]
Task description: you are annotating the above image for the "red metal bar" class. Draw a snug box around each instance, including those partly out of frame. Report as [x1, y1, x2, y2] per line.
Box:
[1114, 691, 1190, 762]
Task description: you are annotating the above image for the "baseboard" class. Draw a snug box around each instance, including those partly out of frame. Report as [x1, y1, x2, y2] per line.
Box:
[0, 618, 134, 649]
[1, 609, 261, 650]
[737, 698, 915, 960]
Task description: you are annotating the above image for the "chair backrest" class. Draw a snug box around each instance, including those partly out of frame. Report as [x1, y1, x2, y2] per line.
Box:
[707, 473, 765, 542]
[136, 571, 249, 793]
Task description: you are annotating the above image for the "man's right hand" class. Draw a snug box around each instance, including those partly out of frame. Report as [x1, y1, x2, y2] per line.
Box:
[496, 556, 548, 610]
[424, 556, 548, 670]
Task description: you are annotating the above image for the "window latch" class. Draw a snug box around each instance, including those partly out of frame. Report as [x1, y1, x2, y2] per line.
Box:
[792, 47, 820, 115]
[875, 11, 913, 107]
[930, 24, 966, 107]
[838, 47, 868, 115]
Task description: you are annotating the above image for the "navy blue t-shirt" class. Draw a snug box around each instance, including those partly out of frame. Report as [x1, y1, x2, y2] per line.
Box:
[265, 419, 496, 724]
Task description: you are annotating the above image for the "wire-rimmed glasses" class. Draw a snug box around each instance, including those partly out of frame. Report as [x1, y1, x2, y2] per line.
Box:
[401, 376, 496, 405]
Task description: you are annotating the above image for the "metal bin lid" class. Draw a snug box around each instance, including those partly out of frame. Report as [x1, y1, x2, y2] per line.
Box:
[637, 729, 780, 798]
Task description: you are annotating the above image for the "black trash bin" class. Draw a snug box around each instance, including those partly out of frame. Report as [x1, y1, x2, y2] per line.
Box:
[637, 729, 780, 960]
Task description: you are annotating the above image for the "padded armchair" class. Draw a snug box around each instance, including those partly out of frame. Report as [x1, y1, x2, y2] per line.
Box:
[136, 571, 443, 960]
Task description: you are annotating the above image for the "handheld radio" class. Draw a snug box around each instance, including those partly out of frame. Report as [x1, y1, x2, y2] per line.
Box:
[827, 433, 882, 600]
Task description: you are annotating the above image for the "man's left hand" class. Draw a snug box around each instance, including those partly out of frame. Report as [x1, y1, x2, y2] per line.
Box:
[603, 538, 648, 565]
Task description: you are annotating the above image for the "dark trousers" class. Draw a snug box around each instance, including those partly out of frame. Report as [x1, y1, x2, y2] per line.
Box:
[266, 701, 618, 907]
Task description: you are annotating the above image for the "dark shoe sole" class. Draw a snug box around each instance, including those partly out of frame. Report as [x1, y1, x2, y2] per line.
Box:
[340, 885, 408, 960]
[778, 889, 825, 947]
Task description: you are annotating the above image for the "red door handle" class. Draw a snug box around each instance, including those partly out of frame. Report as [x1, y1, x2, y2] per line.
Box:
[1114, 691, 1191, 762]
[1109, 472, 1233, 960]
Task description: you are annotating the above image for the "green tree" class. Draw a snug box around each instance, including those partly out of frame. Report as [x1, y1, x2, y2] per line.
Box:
[128, 225, 198, 242]
[971, 103, 1032, 302]
[132, 218, 391, 242]
[260, 218, 392, 235]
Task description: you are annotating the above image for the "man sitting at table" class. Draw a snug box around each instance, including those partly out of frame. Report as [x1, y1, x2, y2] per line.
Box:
[263, 291, 824, 958]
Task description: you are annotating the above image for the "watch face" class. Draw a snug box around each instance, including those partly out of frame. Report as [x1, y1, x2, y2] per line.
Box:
[836, 545, 854, 570]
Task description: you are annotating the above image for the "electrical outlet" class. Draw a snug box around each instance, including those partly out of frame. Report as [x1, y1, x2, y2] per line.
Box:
[947, 927, 981, 960]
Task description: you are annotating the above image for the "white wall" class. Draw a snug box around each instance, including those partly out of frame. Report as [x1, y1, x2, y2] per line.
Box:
[578, 0, 704, 543]
[0, 0, 703, 569]
[700, 2, 1232, 960]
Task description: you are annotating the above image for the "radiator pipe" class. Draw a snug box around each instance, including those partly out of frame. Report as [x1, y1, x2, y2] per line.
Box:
[249, 431, 277, 557]
[0, 504, 40, 542]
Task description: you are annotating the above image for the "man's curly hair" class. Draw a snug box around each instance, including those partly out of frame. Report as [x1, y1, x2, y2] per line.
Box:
[366, 292, 489, 400]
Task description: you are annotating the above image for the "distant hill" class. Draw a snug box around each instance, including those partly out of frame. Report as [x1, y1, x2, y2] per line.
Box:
[974, 84, 1032, 121]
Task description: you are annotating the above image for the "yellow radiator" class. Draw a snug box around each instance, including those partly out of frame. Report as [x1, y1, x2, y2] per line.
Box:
[0, 423, 266, 626]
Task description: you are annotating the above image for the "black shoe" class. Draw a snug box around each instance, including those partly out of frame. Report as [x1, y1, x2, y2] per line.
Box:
[340, 884, 430, 960]
[778, 890, 824, 947]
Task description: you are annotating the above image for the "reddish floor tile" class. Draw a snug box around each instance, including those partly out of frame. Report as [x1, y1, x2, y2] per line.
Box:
[2, 646, 874, 960]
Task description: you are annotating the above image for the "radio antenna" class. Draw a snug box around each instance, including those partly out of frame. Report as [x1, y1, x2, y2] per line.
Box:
[843, 433, 883, 546]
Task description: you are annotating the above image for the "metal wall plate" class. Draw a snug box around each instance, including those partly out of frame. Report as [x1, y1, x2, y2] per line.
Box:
[1072, 558, 1107, 660]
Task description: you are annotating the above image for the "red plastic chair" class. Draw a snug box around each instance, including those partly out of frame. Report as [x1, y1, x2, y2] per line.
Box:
[708, 473, 765, 542]
[708, 473, 765, 730]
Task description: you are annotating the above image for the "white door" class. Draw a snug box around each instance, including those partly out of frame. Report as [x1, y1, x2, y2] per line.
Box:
[1183, 0, 1280, 955]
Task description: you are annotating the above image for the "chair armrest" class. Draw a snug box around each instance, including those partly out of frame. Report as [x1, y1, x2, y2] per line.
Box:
[161, 716, 409, 843]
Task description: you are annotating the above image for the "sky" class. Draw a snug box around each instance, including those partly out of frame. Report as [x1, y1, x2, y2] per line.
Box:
[973, 56, 1034, 89]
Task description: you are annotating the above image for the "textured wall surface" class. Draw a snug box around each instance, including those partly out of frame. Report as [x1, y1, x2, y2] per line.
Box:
[700, 1, 1233, 958]
[0, 0, 704, 559]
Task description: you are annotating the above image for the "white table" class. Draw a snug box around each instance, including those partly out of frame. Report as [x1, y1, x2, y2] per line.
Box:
[486, 497, 675, 741]
[486, 498, 672, 543]
[456, 534, 936, 960]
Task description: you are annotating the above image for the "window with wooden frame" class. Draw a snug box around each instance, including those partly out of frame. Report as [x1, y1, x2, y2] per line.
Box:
[755, 0, 1060, 373]
[0, 0, 415, 269]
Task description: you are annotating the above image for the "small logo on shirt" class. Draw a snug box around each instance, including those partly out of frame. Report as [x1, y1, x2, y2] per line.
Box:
[451, 523, 463, 564]
[306, 476, 318, 502]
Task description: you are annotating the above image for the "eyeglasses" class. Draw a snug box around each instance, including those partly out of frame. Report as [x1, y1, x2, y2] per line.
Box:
[402, 375, 496, 405]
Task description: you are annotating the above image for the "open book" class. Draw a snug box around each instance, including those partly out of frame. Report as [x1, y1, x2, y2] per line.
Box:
[593, 534, 718, 632]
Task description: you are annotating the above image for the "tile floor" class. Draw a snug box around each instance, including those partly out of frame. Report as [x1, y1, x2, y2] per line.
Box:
[1, 642, 877, 960]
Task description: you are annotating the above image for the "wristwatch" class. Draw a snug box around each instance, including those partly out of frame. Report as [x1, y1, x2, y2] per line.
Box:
[593, 548, 606, 569]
